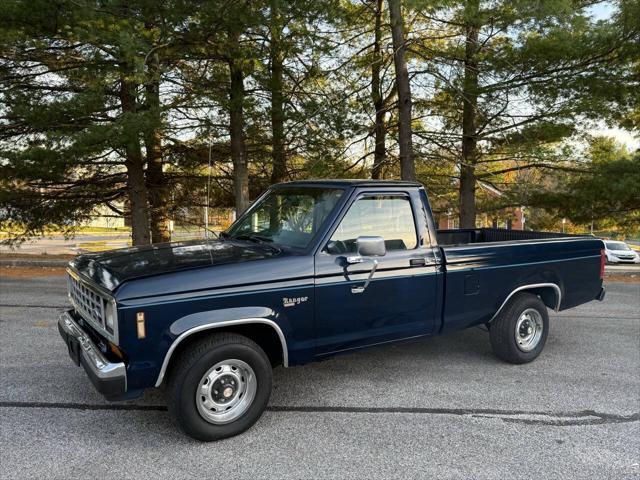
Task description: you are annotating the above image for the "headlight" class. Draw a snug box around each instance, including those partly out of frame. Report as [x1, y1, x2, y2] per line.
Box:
[105, 301, 116, 333]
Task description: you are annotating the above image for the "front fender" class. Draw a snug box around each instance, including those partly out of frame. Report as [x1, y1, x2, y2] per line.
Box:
[154, 306, 289, 387]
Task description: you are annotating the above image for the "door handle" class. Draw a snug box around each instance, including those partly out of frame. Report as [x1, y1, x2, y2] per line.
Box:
[410, 257, 426, 267]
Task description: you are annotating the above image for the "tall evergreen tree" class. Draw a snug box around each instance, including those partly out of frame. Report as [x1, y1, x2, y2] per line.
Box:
[388, 0, 416, 181]
[0, 0, 194, 244]
[1, 0, 636, 244]
[411, 0, 634, 227]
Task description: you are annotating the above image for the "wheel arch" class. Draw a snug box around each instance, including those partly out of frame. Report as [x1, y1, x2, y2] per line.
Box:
[489, 283, 561, 323]
[155, 318, 288, 387]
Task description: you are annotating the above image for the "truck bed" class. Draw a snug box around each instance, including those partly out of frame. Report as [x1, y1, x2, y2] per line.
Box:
[436, 227, 583, 246]
[435, 229, 604, 334]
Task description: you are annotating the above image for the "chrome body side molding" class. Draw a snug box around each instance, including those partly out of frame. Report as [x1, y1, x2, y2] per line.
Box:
[489, 283, 562, 323]
[154, 318, 289, 387]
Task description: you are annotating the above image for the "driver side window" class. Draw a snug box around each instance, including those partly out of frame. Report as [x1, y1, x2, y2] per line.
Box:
[327, 195, 417, 254]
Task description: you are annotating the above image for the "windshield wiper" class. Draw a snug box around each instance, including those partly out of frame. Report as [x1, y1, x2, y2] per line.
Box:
[231, 233, 281, 253]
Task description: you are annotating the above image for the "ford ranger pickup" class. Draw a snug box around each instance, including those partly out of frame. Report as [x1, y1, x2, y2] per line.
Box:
[58, 180, 606, 440]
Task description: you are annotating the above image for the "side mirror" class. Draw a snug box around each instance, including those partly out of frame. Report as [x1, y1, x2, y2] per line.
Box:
[356, 236, 386, 257]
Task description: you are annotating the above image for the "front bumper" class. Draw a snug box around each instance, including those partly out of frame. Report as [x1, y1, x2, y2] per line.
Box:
[58, 310, 127, 400]
[608, 256, 640, 263]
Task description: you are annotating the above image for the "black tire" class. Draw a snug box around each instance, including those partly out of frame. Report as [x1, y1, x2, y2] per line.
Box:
[489, 292, 549, 364]
[165, 332, 272, 441]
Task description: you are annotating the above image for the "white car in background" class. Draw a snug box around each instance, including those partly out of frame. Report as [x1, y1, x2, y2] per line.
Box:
[603, 240, 640, 264]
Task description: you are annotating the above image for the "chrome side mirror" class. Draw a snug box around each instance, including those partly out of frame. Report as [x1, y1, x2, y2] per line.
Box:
[356, 236, 386, 257]
[346, 235, 386, 264]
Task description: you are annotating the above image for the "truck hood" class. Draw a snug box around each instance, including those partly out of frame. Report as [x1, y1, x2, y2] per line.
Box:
[70, 239, 280, 291]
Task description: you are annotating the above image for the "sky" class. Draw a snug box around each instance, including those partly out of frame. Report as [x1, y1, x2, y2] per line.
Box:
[587, 1, 616, 20]
[592, 126, 640, 151]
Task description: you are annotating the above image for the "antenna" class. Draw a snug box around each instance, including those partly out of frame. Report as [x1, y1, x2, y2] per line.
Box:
[205, 140, 212, 238]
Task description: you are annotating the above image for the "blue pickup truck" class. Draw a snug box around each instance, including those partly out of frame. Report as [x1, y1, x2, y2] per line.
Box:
[58, 180, 606, 440]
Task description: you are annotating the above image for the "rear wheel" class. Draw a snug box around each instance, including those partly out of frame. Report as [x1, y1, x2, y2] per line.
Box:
[489, 293, 549, 364]
[166, 332, 272, 441]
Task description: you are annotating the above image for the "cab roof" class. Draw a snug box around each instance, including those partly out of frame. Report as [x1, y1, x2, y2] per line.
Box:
[274, 179, 423, 188]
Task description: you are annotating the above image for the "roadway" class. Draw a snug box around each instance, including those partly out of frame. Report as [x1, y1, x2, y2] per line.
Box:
[0, 273, 638, 479]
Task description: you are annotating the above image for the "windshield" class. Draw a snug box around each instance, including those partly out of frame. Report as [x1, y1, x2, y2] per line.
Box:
[225, 187, 345, 249]
[605, 241, 630, 251]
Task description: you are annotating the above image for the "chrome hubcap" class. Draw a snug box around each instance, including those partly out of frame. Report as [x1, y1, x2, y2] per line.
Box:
[515, 308, 544, 352]
[196, 359, 257, 425]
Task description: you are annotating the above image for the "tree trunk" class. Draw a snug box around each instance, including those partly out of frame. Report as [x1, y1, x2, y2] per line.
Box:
[119, 76, 151, 246]
[371, 0, 386, 180]
[126, 157, 152, 246]
[388, 0, 415, 181]
[459, 0, 480, 229]
[228, 34, 249, 215]
[144, 52, 171, 243]
[269, 0, 286, 184]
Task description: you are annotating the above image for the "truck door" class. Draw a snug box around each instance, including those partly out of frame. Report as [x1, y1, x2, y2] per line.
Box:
[313, 190, 439, 357]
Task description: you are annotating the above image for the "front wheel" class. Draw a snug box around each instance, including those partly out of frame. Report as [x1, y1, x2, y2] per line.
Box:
[165, 332, 273, 441]
[489, 292, 549, 364]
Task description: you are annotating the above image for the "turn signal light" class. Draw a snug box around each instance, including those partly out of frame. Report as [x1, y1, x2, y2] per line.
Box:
[109, 342, 124, 360]
[136, 312, 146, 339]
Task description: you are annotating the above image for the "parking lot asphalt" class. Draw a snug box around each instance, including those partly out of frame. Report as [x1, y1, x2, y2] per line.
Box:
[0, 273, 638, 479]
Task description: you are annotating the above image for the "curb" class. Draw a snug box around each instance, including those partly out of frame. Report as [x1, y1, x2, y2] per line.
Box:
[605, 271, 639, 278]
[1, 259, 70, 267]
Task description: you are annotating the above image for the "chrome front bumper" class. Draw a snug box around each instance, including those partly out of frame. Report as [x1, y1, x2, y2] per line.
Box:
[58, 310, 127, 399]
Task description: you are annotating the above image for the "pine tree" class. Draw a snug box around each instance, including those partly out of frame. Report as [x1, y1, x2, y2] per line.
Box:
[411, 0, 634, 227]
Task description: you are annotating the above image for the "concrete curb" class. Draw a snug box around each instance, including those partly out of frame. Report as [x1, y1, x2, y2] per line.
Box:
[605, 270, 639, 278]
[1, 259, 70, 267]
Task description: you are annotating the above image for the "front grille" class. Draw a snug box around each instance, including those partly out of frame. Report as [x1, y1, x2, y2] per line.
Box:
[67, 271, 118, 343]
